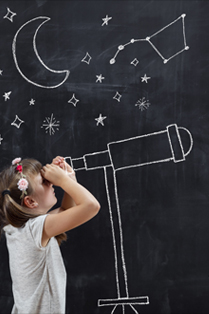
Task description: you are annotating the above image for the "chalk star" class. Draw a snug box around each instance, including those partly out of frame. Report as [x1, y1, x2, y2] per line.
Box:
[11, 115, 24, 129]
[95, 114, 107, 126]
[68, 93, 79, 107]
[3, 91, 11, 101]
[29, 98, 35, 105]
[0, 134, 3, 144]
[81, 52, 92, 65]
[3, 7, 16, 22]
[141, 74, 151, 83]
[102, 15, 112, 26]
[113, 91, 122, 102]
[131, 58, 139, 66]
[0, 70, 3, 75]
[96, 74, 105, 83]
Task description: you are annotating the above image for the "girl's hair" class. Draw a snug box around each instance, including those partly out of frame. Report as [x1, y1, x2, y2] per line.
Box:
[0, 158, 66, 246]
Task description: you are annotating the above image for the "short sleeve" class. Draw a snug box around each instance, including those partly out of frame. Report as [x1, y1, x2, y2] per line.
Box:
[28, 214, 48, 249]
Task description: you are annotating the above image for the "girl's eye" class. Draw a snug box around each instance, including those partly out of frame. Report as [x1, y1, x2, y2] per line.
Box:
[43, 179, 50, 186]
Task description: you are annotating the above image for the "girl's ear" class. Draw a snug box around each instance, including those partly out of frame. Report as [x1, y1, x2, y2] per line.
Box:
[23, 196, 38, 209]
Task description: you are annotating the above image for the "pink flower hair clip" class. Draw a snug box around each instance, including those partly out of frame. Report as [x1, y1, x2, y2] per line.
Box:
[17, 178, 28, 197]
[12, 157, 21, 165]
[12, 157, 29, 198]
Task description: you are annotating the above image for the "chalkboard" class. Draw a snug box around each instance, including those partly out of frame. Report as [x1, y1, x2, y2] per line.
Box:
[0, 0, 209, 313]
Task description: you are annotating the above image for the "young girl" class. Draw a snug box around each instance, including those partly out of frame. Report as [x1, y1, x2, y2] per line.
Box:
[0, 156, 100, 314]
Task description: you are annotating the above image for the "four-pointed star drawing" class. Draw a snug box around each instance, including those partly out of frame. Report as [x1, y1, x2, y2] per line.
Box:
[3, 7, 16, 23]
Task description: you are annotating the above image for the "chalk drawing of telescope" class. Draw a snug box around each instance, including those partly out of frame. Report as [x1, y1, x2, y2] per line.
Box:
[65, 124, 193, 314]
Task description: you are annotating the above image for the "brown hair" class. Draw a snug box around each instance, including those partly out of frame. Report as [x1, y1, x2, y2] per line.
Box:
[0, 158, 66, 245]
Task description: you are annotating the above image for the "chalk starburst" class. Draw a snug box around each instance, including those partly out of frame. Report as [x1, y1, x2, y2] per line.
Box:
[135, 97, 150, 111]
[41, 113, 60, 135]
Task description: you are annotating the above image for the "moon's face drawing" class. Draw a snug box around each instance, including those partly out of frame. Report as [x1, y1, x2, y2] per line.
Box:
[12, 16, 70, 89]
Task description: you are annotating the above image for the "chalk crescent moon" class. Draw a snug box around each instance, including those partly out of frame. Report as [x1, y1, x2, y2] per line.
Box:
[12, 16, 70, 89]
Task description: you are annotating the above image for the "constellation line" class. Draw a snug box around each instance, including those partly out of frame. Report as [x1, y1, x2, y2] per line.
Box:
[110, 13, 189, 65]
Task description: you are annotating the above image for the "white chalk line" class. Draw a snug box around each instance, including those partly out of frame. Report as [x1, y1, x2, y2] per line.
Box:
[12, 16, 70, 89]
[110, 14, 189, 65]
[104, 167, 121, 298]
[65, 124, 193, 310]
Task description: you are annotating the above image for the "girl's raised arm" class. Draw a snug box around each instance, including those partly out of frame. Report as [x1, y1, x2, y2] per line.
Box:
[41, 164, 100, 246]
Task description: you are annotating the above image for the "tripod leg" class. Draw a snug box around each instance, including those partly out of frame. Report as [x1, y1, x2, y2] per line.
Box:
[111, 304, 139, 314]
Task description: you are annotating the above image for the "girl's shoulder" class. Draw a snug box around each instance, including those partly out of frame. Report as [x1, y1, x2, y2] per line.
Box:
[28, 214, 48, 229]
[4, 214, 49, 249]
[3, 224, 15, 234]
[3, 214, 47, 232]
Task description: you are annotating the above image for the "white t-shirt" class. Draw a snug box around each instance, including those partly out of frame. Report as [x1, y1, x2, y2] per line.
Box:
[4, 214, 66, 314]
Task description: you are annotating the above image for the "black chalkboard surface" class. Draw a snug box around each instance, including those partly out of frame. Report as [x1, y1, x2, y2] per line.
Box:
[0, 0, 209, 313]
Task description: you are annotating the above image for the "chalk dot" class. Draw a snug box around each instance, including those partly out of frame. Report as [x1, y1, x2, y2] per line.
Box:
[110, 58, 115, 64]
[185, 46, 189, 50]
[130, 39, 135, 43]
[163, 59, 168, 64]
[182, 13, 186, 18]
[146, 37, 150, 41]
[118, 45, 124, 50]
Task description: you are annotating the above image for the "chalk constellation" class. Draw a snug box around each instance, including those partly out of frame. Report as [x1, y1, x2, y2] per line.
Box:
[110, 14, 189, 65]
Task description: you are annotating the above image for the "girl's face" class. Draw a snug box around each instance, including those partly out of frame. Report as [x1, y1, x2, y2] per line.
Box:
[31, 173, 57, 214]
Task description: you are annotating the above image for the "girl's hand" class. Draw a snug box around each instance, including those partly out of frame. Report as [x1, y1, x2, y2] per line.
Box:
[52, 156, 77, 182]
[41, 164, 67, 187]
[52, 156, 65, 169]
